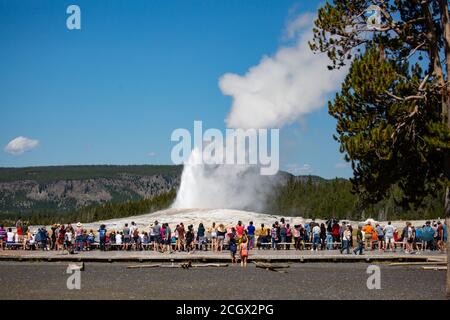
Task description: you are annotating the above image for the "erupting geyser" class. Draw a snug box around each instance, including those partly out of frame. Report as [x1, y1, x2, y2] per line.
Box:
[172, 148, 279, 212]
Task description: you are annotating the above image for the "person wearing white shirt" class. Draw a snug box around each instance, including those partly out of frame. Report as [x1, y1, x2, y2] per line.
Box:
[383, 222, 395, 251]
[7, 228, 15, 243]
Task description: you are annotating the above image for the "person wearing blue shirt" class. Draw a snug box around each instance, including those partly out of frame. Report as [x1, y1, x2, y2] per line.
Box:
[247, 221, 256, 250]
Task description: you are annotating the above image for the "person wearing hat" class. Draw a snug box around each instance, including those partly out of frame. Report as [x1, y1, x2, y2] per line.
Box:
[75, 222, 84, 253]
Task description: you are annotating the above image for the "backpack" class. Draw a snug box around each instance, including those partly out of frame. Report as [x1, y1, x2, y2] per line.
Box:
[99, 229, 107, 238]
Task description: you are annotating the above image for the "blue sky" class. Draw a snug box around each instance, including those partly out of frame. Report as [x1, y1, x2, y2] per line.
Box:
[0, 0, 352, 179]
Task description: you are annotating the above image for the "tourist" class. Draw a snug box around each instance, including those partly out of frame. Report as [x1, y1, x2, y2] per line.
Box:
[415, 225, 423, 250]
[65, 227, 74, 254]
[163, 223, 172, 253]
[240, 234, 249, 267]
[197, 223, 206, 251]
[75, 222, 84, 253]
[130, 222, 137, 238]
[132, 226, 140, 250]
[98, 224, 107, 251]
[312, 223, 321, 251]
[15, 218, 22, 243]
[185, 224, 195, 253]
[285, 223, 292, 250]
[39, 227, 49, 251]
[437, 221, 445, 252]
[293, 225, 301, 250]
[177, 223, 185, 252]
[217, 224, 226, 252]
[142, 232, 150, 247]
[123, 223, 131, 250]
[6, 228, 15, 247]
[326, 231, 333, 250]
[26, 229, 35, 250]
[57, 225, 66, 253]
[115, 231, 122, 249]
[340, 225, 351, 254]
[246, 221, 255, 250]
[320, 223, 327, 251]
[375, 224, 384, 251]
[402, 222, 413, 253]
[257, 223, 269, 250]
[229, 227, 237, 264]
[331, 220, 340, 247]
[422, 221, 435, 250]
[353, 225, 364, 255]
[383, 222, 395, 251]
[235, 221, 245, 245]
[86, 230, 95, 250]
[208, 222, 217, 251]
[362, 221, 374, 250]
[270, 224, 278, 250]
[0, 224, 6, 250]
[152, 221, 161, 252]
[50, 224, 57, 250]
[279, 221, 287, 248]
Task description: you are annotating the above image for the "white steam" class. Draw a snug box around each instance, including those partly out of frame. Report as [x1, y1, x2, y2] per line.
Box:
[172, 149, 280, 211]
[173, 12, 346, 211]
[220, 13, 346, 129]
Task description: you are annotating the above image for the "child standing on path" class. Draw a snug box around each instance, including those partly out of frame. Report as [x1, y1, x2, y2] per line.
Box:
[240, 235, 249, 267]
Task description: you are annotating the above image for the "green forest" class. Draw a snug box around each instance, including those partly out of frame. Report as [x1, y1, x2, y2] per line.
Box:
[266, 176, 444, 221]
[0, 189, 177, 227]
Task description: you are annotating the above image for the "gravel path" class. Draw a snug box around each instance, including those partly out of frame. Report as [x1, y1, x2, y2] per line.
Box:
[0, 261, 445, 300]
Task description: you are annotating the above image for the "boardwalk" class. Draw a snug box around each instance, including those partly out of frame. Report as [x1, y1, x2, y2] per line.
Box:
[0, 248, 446, 263]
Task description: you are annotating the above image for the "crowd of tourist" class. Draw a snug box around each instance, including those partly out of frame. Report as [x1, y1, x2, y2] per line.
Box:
[0, 217, 447, 266]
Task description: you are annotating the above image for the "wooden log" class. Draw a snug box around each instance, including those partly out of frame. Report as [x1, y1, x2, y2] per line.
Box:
[427, 258, 447, 263]
[252, 261, 290, 269]
[127, 264, 162, 269]
[422, 266, 447, 271]
[127, 263, 228, 269]
[191, 263, 228, 268]
[389, 261, 447, 266]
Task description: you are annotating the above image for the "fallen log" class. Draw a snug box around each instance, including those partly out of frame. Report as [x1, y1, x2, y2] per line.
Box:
[252, 261, 290, 273]
[127, 264, 163, 269]
[191, 263, 228, 268]
[422, 266, 447, 271]
[389, 261, 447, 266]
[127, 263, 228, 269]
[252, 262, 290, 269]
[426, 258, 447, 263]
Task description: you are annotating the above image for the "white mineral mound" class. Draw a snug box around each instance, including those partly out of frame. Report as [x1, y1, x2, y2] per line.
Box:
[59, 208, 434, 233]
[80, 208, 306, 232]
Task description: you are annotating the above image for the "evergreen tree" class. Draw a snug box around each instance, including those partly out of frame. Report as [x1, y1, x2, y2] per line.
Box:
[310, 0, 450, 296]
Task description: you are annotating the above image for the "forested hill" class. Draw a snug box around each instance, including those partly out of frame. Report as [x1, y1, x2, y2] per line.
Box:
[0, 165, 182, 215]
[0, 165, 443, 224]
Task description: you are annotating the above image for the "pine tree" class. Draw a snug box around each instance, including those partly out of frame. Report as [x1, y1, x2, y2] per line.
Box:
[310, 0, 450, 297]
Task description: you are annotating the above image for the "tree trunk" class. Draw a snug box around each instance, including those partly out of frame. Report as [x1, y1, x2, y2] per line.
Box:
[437, 0, 450, 299]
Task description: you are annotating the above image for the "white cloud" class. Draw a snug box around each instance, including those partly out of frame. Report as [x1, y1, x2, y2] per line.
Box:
[4, 136, 40, 155]
[286, 163, 313, 175]
[219, 13, 348, 129]
[147, 152, 157, 157]
[335, 162, 350, 169]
